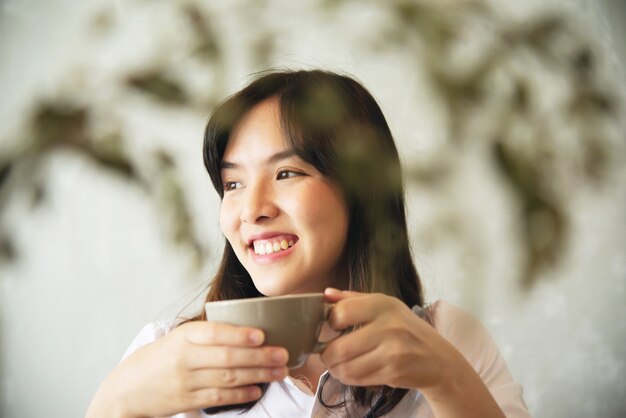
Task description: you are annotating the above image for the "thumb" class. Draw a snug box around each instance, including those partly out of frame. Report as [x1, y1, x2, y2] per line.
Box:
[324, 287, 364, 302]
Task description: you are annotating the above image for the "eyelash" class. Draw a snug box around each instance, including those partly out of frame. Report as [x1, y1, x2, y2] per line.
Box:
[222, 169, 304, 192]
[223, 181, 242, 191]
[276, 169, 304, 180]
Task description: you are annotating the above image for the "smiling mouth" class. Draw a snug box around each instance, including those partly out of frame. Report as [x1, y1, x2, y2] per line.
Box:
[251, 237, 298, 255]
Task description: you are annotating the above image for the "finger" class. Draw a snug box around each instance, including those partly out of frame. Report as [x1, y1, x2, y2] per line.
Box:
[323, 288, 364, 302]
[328, 333, 428, 389]
[187, 366, 288, 390]
[328, 294, 390, 330]
[320, 325, 378, 368]
[187, 385, 263, 409]
[186, 345, 289, 370]
[327, 345, 389, 387]
[181, 321, 265, 347]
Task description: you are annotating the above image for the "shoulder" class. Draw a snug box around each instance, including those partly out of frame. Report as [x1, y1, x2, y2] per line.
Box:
[427, 300, 532, 417]
[429, 301, 492, 361]
[428, 300, 504, 378]
[121, 319, 179, 360]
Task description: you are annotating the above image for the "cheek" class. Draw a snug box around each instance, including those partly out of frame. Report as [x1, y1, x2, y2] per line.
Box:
[219, 200, 238, 241]
[296, 186, 349, 241]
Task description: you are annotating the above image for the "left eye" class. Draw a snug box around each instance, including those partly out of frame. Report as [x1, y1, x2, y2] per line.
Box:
[276, 169, 303, 180]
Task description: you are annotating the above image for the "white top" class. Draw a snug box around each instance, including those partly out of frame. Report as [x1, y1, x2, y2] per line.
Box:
[122, 301, 531, 417]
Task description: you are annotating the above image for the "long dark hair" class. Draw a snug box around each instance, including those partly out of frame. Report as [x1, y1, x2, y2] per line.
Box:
[199, 69, 424, 417]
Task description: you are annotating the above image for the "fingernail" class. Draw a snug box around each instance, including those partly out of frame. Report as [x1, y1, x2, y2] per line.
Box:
[325, 287, 341, 295]
[249, 330, 264, 345]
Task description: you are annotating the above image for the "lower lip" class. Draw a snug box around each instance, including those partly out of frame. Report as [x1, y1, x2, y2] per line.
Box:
[249, 243, 296, 264]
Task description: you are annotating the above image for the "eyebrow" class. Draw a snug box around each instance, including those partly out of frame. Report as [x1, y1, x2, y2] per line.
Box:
[220, 149, 298, 170]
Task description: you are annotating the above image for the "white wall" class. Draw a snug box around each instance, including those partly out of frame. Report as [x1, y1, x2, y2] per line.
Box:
[1, 0, 624, 417]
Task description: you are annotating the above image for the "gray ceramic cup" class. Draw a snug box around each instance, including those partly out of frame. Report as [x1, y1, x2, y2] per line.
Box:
[204, 293, 333, 368]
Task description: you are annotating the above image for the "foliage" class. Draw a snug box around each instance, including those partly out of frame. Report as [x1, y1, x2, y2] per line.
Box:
[0, 0, 622, 289]
[364, 0, 621, 288]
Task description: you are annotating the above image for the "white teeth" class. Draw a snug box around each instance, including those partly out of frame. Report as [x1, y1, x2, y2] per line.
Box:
[253, 239, 296, 255]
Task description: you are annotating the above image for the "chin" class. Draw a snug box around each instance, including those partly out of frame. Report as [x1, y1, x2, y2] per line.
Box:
[251, 278, 320, 297]
[250, 279, 291, 297]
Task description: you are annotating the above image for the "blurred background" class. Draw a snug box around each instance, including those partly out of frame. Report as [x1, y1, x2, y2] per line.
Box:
[0, 0, 624, 417]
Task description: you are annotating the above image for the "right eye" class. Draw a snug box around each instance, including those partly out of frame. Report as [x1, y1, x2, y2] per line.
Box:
[223, 181, 243, 191]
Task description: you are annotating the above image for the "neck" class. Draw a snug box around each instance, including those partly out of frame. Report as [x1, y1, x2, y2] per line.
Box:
[290, 355, 325, 393]
[289, 322, 337, 393]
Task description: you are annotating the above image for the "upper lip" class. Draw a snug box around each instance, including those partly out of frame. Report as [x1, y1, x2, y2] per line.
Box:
[246, 232, 298, 246]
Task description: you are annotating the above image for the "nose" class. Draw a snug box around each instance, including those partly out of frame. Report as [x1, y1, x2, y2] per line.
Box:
[240, 180, 279, 224]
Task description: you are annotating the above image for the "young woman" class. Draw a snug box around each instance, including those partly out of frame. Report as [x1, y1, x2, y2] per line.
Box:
[86, 70, 530, 417]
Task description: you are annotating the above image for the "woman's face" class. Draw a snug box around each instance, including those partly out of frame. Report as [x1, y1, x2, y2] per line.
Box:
[219, 98, 349, 296]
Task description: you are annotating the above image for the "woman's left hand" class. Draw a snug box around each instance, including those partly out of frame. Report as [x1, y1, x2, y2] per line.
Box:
[320, 288, 464, 393]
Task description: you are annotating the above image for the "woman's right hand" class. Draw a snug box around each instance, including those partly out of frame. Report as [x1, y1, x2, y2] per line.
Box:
[85, 321, 289, 418]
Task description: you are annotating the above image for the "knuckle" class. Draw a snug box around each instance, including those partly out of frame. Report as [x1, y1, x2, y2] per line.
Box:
[205, 388, 225, 405]
[220, 369, 238, 385]
[220, 348, 234, 366]
[377, 294, 401, 311]
[168, 352, 187, 374]
[170, 372, 186, 386]
[371, 292, 385, 300]
[383, 363, 403, 384]
[173, 372, 189, 392]
[387, 323, 407, 339]
[383, 294, 399, 306]
[168, 332, 186, 351]
[333, 341, 350, 360]
[205, 321, 219, 340]
[330, 306, 348, 329]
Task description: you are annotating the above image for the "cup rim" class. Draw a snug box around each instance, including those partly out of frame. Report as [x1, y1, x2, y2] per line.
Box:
[204, 292, 324, 307]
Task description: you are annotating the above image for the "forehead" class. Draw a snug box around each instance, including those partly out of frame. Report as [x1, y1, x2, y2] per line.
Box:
[223, 98, 290, 163]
